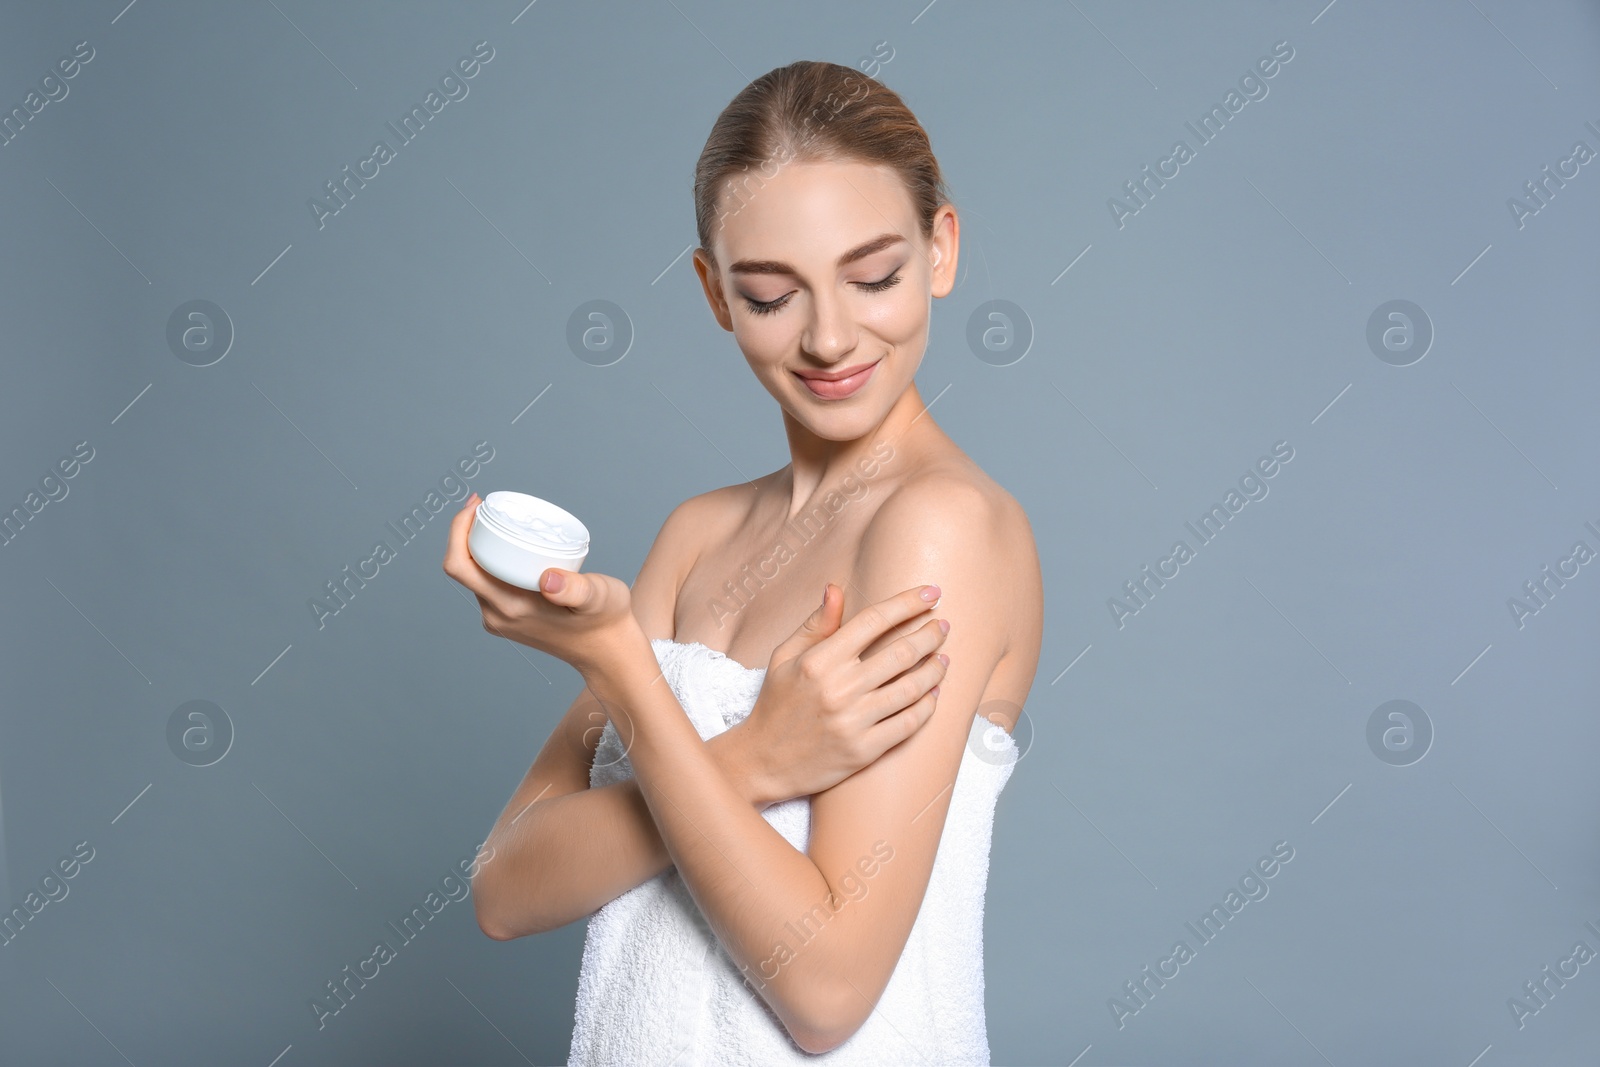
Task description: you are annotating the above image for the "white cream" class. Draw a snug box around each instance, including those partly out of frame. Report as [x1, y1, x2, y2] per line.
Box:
[480, 491, 588, 549]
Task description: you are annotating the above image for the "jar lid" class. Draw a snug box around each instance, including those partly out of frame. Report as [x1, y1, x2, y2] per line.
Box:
[477, 491, 590, 554]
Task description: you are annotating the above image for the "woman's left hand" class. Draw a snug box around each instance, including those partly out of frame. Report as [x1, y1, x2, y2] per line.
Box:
[443, 492, 638, 674]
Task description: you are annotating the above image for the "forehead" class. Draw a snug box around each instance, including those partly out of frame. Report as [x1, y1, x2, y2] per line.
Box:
[711, 158, 916, 268]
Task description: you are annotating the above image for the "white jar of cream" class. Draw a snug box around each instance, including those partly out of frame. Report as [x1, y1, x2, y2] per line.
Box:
[468, 491, 590, 591]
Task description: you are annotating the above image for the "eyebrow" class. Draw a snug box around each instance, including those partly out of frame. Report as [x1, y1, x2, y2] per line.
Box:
[727, 232, 907, 276]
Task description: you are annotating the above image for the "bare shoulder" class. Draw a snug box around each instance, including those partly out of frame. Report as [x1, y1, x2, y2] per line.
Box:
[628, 476, 770, 641]
[854, 461, 1043, 706]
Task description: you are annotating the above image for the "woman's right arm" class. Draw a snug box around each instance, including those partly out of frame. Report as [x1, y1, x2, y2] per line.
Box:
[471, 683, 776, 939]
[472, 489, 778, 940]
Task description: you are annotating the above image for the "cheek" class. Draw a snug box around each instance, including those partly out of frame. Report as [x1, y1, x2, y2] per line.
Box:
[733, 319, 793, 373]
[867, 288, 925, 342]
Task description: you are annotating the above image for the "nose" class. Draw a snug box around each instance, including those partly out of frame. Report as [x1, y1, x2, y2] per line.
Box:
[799, 287, 858, 365]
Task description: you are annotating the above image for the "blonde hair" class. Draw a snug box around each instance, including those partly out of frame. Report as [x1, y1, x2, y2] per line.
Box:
[693, 59, 952, 265]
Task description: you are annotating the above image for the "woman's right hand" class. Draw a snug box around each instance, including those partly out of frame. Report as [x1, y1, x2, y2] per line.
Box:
[738, 582, 951, 806]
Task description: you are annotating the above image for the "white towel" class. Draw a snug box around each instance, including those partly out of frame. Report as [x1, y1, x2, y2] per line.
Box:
[567, 638, 1016, 1065]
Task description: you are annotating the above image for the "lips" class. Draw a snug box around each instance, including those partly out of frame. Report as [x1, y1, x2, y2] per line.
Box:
[793, 359, 880, 399]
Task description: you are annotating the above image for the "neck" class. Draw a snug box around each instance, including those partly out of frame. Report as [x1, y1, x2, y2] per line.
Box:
[776, 381, 937, 521]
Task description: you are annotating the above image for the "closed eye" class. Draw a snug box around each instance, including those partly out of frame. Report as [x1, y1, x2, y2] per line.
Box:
[743, 268, 905, 317]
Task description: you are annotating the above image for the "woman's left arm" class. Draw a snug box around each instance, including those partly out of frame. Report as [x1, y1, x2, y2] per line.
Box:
[580, 478, 1022, 1054]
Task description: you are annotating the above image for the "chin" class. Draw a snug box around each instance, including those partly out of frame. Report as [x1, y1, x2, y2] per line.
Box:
[806, 416, 875, 442]
[789, 392, 890, 440]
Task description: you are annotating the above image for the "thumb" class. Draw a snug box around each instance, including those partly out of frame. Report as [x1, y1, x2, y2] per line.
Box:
[802, 582, 843, 640]
[538, 568, 597, 611]
[772, 582, 842, 665]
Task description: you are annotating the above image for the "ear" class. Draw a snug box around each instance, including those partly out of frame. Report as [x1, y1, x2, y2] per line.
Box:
[929, 205, 958, 299]
[693, 247, 734, 332]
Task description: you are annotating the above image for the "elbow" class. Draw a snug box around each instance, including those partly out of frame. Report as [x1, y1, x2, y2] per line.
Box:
[786, 984, 873, 1054]
[478, 920, 518, 942]
[472, 870, 571, 940]
[476, 909, 519, 942]
[472, 871, 528, 941]
[478, 912, 560, 941]
[792, 1026, 850, 1057]
[474, 893, 517, 941]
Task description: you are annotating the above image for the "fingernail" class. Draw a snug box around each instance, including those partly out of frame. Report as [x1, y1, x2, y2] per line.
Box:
[930, 685, 940, 697]
[938, 619, 950, 634]
[543, 570, 564, 593]
[937, 653, 949, 666]
[920, 585, 941, 602]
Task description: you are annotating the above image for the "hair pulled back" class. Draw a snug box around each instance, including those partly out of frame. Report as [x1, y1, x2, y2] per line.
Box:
[693, 60, 951, 266]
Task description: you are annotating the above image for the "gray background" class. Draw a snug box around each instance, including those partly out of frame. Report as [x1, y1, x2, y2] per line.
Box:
[1, 0, 1597, 1064]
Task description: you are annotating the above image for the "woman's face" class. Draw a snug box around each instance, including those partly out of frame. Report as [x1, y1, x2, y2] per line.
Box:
[694, 159, 957, 441]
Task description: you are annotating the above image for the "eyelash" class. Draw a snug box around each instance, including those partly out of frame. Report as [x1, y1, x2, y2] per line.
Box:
[743, 269, 904, 317]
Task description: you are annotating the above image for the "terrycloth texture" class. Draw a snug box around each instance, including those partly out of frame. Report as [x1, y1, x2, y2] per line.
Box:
[568, 638, 1017, 1066]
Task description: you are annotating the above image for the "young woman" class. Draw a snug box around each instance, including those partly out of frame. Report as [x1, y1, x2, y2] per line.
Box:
[444, 60, 1043, 1064]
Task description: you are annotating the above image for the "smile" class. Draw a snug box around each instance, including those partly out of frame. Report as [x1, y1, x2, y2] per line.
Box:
[793, 359, 881, 399]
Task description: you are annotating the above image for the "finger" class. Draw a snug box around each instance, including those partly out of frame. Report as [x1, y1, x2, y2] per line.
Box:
[823, 584, 942, 668]
[772, 582, 844, 663]
[862, 684, 941, 757]
[474, 590, 510, 636]
[443, 493, 496, 596]
[861, 645, 948, 726]
[858, 616, 949, 691]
